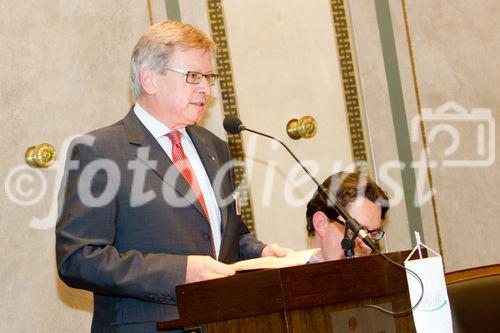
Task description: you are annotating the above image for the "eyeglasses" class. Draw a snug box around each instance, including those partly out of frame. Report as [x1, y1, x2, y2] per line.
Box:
[164, 67, 219, 86]
[331, 218, 385, 241]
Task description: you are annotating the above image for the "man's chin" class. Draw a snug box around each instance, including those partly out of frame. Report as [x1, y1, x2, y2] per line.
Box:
[187, 110, 205, 125]
[188, 117, 202, 125]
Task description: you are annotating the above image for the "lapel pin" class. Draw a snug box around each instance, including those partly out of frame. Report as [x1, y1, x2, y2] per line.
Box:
[208, 155, 215, 161]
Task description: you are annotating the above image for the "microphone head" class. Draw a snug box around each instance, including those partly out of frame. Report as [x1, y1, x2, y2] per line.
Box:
[223, 116, 244, 134]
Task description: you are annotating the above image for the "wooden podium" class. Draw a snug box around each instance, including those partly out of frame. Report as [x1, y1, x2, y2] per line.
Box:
[157, 251, 416, 332]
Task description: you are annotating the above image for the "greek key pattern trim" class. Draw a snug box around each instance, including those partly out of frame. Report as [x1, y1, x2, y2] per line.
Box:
[207, 0, 256, 234]
[330, 0, 369, 162]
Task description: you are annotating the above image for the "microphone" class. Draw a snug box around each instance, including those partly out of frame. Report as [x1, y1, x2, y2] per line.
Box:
[223, 115, 245, 134]
[222, 116, 377, 251]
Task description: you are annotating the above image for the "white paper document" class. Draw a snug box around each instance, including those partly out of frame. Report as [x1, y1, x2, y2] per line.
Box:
[231, 248, 320, 271]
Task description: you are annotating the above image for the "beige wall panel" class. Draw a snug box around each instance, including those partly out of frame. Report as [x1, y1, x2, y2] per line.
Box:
[223, 0, 353, 249]
[347, 0, 413, 252]
[404, 0, 500, 271]
[349, 0, 499, 271]
[1, 1, 157, 331]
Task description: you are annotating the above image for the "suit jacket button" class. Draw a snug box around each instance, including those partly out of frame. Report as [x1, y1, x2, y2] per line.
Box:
[202, 233, 210, 240]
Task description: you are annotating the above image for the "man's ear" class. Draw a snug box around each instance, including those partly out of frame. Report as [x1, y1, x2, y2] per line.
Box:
[139, 68, 157, 95]
[312, 211, 329, 237]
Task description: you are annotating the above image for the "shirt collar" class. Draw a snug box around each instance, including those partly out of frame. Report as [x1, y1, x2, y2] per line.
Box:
[133, 103, 188, 138]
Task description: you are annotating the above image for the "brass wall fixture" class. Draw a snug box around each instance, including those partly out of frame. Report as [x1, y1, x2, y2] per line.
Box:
[25, 143, 56, 168]
[286, 116, 318, 140]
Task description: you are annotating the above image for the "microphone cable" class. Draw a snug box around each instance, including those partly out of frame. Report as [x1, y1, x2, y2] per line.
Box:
[223, 116, 425, 317]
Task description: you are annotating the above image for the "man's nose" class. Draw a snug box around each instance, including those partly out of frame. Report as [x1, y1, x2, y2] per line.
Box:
[197, 77, 212, 95]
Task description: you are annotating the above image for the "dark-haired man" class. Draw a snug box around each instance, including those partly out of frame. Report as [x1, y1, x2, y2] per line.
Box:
[306, 172, 389, 262]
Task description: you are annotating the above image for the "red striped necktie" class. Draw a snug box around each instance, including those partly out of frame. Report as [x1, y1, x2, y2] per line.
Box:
[166, 130, 217, 258]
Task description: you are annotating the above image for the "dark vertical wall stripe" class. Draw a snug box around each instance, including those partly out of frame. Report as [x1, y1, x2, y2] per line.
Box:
[374, 0, 424, 245]
[165, 0, 181, 22]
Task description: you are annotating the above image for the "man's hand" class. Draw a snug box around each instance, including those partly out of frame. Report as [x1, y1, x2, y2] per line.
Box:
[261, 243, 295, 258]
[185, 255, 235, 284]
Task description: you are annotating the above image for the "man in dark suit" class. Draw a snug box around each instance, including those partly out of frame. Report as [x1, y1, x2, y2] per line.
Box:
[56, 20, 289, 332]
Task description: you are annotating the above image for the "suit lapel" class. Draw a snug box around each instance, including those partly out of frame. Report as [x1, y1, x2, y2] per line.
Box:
[186, 127, 218, 184]
[122, 109, 206, 219]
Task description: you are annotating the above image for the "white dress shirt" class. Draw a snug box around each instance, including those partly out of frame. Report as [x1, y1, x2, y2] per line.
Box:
[133, 103, 222, 258]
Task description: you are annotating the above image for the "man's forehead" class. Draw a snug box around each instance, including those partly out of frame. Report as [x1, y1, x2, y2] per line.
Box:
[168, 47, 214, 70]
[346, 197, 382, 228]
[170, 46, 213, 59]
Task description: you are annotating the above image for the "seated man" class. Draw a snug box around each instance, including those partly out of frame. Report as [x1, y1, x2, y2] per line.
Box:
[306, 172, 389, 262]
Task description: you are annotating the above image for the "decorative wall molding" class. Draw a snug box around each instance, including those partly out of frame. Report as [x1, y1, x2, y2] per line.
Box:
[330, 0, 369, 164]
[207, 0, 256, 233]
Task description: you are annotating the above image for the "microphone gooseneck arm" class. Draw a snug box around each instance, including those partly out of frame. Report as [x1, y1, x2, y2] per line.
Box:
[244, 128, 318, 185]
[225, 116, 424, 317]
[240, 126, 377, 251]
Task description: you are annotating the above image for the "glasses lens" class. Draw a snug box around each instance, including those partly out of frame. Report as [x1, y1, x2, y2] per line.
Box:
[186, 72, 203, 84]
[371, 230, 384, 241]
[206, 74, 218, 86]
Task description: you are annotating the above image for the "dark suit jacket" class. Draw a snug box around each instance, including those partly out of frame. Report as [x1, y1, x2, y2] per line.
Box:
[56, 109, 265, 332]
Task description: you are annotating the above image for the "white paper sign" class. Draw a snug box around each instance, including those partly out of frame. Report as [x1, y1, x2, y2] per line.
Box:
[404, 233, 453, 333]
